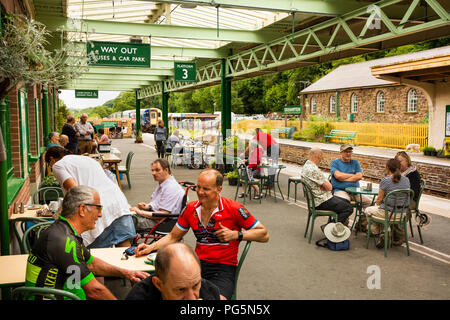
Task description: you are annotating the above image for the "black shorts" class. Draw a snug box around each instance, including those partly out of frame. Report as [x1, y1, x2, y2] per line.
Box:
[201, 261, 236, 300]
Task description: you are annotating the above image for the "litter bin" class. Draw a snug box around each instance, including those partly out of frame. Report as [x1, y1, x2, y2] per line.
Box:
[350, 113, 355, 121]
[288, 126, 297, 139]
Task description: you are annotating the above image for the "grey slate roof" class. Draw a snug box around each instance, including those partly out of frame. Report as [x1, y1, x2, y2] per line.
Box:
[301, 46, 450, 93]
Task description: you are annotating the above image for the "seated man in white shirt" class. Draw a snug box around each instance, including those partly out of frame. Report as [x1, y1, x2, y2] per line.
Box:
[131, 158, 185, 230]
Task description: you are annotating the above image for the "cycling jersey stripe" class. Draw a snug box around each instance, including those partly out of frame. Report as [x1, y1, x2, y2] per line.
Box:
[247, 220, 260, 230]
[176, 222, 189, 231]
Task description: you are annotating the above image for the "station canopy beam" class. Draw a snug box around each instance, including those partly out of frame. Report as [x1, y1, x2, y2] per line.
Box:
[31, 0, 449, 93]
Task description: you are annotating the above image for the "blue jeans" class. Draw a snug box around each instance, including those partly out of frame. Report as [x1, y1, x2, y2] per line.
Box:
[88, 215, 136, 248]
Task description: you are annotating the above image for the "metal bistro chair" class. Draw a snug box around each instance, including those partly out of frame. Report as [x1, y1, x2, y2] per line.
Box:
[408, 179, 426, 244]
[231, 241, 252, 300]
[287, 176, 302, 202]
[22, 220, 54, 254]
[299, 179, 338, 244]
[32, 186, 63, 205]
[234, 164, 262, 205]
[13, 217, 49, 254]
[366, 189, 414, 258]
[12, 286, 81, 300]
[118, 151, 134, 188]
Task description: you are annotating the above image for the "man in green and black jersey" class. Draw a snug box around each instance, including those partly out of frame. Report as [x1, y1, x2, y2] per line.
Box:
[25, 185, 149, 300]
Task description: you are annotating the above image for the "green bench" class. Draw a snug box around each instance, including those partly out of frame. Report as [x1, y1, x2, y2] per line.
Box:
[324, 130, 357, 143]
[273, 127, 295, 138]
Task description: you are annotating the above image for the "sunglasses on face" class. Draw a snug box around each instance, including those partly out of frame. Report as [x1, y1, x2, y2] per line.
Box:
[84, 203, 103, 213]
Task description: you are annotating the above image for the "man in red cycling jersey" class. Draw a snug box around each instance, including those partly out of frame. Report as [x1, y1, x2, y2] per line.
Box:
[135, 168, 269, 299]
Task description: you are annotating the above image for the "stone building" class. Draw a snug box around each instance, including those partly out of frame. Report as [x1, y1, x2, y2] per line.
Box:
[300, 49, 438, 123]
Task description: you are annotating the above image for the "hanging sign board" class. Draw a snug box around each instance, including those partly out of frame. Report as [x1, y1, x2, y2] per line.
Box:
[87, 41, 151, 68]
[174, 62, 196, 82]
[75, 90, 99, 99]
[283, 105, 302, 114]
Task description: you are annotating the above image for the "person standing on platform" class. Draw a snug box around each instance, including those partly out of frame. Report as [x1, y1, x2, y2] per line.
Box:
[75, 113, 94, 154]
[62, 115, 80, 154]
[154, 120, 168, 159]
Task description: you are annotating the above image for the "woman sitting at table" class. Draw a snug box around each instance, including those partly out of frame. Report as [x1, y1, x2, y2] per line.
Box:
[364, 159, 410, 248]
[395, 151, 421, 209]
[97, 128, 110, 145]
[238, 140, 263, 199]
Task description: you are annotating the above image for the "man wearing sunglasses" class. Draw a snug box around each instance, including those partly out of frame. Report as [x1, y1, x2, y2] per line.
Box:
[25, 186, 149, 300]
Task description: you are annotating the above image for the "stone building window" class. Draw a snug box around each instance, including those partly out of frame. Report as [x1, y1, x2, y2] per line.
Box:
[351, 93, 358, 113]
[311, 97, 316, 114]
[329, 95, 336, 113]
[376, 91, 385, 113]
[407, 89, 418, 112]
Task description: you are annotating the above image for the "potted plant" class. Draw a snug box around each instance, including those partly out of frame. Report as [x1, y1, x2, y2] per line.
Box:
[0, 14, 88, 100]
[436, 149, 445, 158]
[135, 133, 143, 143]
[429, 146, 437, 156]
[422, 146, 433, 156]
[38, 175, 61, 203]
[225, 170, 239, 186]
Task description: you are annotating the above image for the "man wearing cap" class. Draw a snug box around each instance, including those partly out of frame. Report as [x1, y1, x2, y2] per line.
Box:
[331, 144, 371, 230]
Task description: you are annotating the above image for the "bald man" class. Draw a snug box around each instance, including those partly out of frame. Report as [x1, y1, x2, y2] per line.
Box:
[125, 243, 222, 300]
[301, 147, 353, 226]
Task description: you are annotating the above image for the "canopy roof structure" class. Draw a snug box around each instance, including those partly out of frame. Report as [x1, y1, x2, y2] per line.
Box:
[32, 0, 450, 95]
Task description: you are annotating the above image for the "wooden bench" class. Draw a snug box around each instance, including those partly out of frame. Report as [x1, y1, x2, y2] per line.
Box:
[324, 130, 357, 143]
[273, 127, 291, 138]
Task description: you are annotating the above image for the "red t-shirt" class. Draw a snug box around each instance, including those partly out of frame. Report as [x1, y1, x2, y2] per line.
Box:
[253, 132, 277, 149]
[176, 197, 259, 266]
[248, 147, 263, 171]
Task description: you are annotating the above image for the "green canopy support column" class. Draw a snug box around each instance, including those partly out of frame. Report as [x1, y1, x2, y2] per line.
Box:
[221, 59, 232, 168]
[161, 81, 169, 134]
[0, 99, 10, 256]
[221, 59, 232, 140]
[135, 90, 141, 142]
[42, 85, 49, 144]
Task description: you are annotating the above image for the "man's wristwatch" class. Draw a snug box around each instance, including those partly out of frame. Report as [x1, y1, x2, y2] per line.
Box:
[237, 231, 243, 242]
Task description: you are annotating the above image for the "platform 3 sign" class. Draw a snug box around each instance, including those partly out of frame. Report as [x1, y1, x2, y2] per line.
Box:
[174, 62, 196, 82]
[87, 41, 151, 68]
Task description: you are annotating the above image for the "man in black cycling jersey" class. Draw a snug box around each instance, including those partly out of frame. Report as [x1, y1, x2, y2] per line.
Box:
[25, 185, 149, 300]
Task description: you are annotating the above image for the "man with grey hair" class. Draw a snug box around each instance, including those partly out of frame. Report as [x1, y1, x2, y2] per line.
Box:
[301, 147, 353, 226]
[25, 185, 149, 300]
[62, 115, 80, 154]
[75, 113, 94, 154]
[126, 243, 222, 300]
[46, 132, 61, 149]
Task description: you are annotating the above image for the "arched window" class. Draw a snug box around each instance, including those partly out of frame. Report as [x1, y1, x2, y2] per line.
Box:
[329, 95, 336, 113]
[311, 97, 316, 114]
[351, 93, 358, 113]
[376, 91, 385, 113]
[407, 88, 418, 112]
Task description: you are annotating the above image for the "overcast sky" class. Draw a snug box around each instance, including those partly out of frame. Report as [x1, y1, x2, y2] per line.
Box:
[59, 90, 122, 110]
